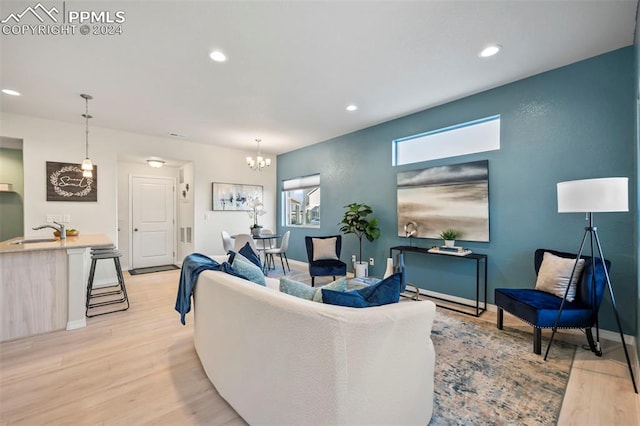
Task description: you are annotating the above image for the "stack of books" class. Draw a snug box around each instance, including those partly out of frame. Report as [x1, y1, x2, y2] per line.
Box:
[428, 246, 472, 256]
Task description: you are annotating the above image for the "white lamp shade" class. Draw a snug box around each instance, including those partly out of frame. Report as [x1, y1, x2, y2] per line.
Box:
[81, 158, 93, 170]
[557, 177, 628, 213]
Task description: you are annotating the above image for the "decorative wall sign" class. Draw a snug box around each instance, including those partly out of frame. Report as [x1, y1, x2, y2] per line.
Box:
[212, 182, 262, 211]
[397, 160, 489, 242]
[46, 161, 97, 202]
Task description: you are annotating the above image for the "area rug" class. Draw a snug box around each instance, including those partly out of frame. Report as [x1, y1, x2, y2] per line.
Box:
[429, 309, 576, 425]
[128, 264, 180, 275]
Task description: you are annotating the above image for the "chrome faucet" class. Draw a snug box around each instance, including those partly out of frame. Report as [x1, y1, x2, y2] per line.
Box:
[33, 221, 66, 240]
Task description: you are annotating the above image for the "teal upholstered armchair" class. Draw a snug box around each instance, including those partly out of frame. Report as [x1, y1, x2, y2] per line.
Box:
[305, 235, 347, 287]
[495, 248, 609, 354]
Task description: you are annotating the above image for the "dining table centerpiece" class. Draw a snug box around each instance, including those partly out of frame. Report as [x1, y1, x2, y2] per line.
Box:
[248, 199, 267, 236]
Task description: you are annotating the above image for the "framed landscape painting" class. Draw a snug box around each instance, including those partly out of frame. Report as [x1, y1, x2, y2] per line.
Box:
[397, 160, 489, 242]
[212, 182, 263, 211]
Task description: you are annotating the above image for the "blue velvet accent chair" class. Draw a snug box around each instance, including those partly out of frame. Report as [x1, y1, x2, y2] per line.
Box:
[495, 248, 610, 355]
[305, 235, 347, 287]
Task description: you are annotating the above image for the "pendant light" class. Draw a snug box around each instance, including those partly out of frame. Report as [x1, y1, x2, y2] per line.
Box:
[80, 93, 94, 178]
[246, 138, 271, 171]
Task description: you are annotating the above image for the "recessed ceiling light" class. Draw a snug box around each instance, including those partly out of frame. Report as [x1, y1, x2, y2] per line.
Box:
[2, 89, 21, 96]
[209, 50, 227, 62]
[346, 104, 358, 112]
[479, 45, 501, 58]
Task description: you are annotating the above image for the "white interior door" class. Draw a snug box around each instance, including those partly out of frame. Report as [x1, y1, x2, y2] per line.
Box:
[131, 176, 175, 268]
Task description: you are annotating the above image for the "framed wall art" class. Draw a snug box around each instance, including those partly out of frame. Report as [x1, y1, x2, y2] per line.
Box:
[212, 182, 263, 211]
[46, 161, 97, 202]
[397, 160, 489, 242]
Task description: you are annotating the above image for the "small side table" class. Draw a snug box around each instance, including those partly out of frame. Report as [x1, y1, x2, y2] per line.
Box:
[389, 245, 488, 317]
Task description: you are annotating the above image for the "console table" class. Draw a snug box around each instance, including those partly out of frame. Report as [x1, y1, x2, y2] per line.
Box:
[389, 245, 487, 317]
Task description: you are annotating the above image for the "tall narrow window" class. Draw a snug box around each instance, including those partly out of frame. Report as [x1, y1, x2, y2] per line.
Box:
[393, 115, 500, 166]
[282, 174, 320, 227]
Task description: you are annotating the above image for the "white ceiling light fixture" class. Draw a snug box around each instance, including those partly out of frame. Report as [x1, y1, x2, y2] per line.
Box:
[246, 138, 271, 171]
[346, 104, 358, 111]
[80, 94, 94, 178]
[147, 159, 165, 168]
[479, 45, 502, 58]
[209, 50, 227, 62]
[2, 89, 21, 96]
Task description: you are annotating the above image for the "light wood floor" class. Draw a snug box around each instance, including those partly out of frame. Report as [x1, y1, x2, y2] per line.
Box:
[1, 266, 639, 425]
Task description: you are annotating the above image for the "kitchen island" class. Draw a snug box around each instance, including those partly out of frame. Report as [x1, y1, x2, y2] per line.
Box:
[0, 234, 112, 342]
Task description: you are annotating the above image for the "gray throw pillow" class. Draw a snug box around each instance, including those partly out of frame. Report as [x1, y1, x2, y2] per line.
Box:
[534, 252, 585, 302]
[312, 237, 339, 261]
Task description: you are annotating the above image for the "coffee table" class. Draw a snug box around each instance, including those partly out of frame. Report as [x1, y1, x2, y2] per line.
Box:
[347, 276, 380, 290]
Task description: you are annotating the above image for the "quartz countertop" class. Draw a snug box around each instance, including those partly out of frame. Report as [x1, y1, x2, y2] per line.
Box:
[0, 234, 112, 254]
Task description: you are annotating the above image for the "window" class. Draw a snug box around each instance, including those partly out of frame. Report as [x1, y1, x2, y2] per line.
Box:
[393, 115, 500, 166]
[282, 174, 320, 227]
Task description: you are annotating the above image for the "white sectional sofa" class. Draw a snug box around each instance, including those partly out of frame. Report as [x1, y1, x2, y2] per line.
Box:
[193, 269, 437, 425]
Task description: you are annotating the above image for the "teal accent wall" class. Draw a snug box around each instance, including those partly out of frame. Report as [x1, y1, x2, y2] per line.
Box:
[277, 46, 637, 334]
[0, 148, 24, 241]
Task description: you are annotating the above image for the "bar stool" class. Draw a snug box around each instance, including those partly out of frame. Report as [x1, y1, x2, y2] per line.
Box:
[86, 245, 129, 317]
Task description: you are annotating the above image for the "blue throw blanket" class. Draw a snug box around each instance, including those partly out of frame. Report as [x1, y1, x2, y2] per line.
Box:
[175, 253, 244, 325]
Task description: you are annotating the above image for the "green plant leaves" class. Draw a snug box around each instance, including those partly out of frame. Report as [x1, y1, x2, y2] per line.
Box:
[339, 203, 381, 261]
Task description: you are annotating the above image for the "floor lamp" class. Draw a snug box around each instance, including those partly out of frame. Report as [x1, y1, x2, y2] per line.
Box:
[545, 177, 637, 394]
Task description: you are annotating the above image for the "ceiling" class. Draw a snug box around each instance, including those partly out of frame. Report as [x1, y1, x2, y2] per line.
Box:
[0, 1, 637, 156]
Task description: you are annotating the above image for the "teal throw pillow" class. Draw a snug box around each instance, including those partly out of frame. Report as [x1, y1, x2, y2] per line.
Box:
[322, 273, 402, 308]
[279, 276, 347, 303]
[279, 277, 316, 300]
[232, 253, 266, 286]
[312, 277, 346, 303]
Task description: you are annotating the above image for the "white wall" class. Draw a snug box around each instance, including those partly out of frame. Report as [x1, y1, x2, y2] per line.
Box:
[1, 112, 278, 264]
[177, 163, 195, 263]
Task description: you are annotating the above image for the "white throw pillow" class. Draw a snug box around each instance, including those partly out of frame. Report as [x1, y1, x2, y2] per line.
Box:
[535, 252, 585, 302]
[312, 237, 339, 261]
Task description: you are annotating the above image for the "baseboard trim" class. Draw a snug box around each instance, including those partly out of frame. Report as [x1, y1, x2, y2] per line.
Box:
[66, 319, 86, 330]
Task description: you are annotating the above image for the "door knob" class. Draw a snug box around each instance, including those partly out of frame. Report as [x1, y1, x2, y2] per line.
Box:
[134, 228, 138, 232]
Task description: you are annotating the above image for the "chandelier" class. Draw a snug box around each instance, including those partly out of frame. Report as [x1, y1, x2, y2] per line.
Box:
[246, 138, 271, 171]
[80, 93, 94, 178]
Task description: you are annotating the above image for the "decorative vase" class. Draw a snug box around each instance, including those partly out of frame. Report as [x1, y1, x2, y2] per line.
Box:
[444, 240, 455, 248]
[354, 261, 368, 278]
[251, 227, 262, 237]
[394, 253, 407, 292]
[383, 257, 394, 279]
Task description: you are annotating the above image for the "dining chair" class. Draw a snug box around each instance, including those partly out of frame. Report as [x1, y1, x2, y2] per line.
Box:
[234, 234, 259, 258]
[261, 229, 274, 248]
[221, 231, 233, 254]
[265, 231, 291, 274]
[258, 229, 275, 269]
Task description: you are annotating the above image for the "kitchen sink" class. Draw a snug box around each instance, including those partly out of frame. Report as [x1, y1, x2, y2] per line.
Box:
[9, 237, 59, 245]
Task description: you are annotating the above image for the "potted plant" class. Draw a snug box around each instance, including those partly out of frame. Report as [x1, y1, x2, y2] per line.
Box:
[247, 199, 266, 236]
[439, 229, 460, 248]
[339, 203, 381, 277]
